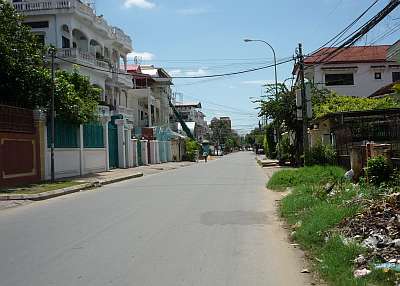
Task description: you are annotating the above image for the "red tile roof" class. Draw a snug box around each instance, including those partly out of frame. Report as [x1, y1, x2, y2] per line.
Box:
[126, 64, 142, 73]
[304, 45, 392, 65]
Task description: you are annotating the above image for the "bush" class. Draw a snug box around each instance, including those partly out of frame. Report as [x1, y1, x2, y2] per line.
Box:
[305, 141, 336, 166]
[367, 156, 393, 186]
[277, 136, 295, 165]
[185, 139, 200, 162]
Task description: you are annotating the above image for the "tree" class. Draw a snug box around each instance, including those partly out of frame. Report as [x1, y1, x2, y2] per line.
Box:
[258, 83, 297, 134]
[0, 0, 48, 107]
[209, 118, 231, 146]
[54, 69, 102, 124]
[0, 1, 101, 124]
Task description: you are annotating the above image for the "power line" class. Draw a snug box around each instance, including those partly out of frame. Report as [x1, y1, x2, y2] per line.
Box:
[312, 0, 399, 65]
[55, 56, 294, 79]
[307, 0, 381, 65]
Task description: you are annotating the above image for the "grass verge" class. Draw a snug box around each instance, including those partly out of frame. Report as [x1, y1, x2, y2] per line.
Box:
[267, 165, 344, 191]
[0, 181, 82, 195]
[269, 166, 396, 285]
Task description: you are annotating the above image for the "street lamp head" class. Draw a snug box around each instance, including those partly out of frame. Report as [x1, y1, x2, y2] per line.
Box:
[243, 39, 253, 42]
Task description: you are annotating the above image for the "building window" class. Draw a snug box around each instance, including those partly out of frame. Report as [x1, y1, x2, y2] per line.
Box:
[325, 73, 354, 86]
[25, 21, 49, 29]
[374, 72, 382, 80]
[62, 36, 70, 48]
[393, 72, 400, 83]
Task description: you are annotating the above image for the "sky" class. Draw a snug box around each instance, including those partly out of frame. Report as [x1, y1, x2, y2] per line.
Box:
[95, 0, 400, 134]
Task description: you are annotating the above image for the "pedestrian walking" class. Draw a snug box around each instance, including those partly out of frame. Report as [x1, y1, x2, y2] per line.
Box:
[203, 151, 208, 163]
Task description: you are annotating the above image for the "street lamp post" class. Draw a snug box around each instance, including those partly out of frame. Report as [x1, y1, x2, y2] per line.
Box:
[244, 39, 279, 159]
[244, 39, 278, 96]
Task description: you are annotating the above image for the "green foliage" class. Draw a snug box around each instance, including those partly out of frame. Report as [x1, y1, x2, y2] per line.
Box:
[259, 83, 297, 133]
[0, 2, 100, 124]
[54, 69, 101, 124]
[305, 141, 337, 166]
[263, 134, 269, 156]
[264, 124, 276, 159]
[209, 118, 239, 152]
[367, 156, 393, 186]
[276, 135, 295, 164]
[184, 139, 200, 162]
[267, 165, 345, 191]
[313, 93, 400, 119]
[0, 1, 49, 107]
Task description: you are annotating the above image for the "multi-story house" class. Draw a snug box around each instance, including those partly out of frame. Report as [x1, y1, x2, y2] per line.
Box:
[11, 0, 134, 120]
[295, 45, 400, 97]
[174, 102, 208, 141]
[127, 65, 172, 129]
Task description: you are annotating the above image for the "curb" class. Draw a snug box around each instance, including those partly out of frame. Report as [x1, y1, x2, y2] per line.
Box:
[0, 172, 144, 201]
[98, 172, 144, 186]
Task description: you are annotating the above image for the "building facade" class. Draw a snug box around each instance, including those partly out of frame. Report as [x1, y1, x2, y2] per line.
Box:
[297, 45, 400, 98]
[174, 102, 208, 141]
[127, 65, 173, 129]
[12, 0, 134, 120]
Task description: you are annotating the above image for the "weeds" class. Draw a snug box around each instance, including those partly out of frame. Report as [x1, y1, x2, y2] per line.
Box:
[269, 166, 397, 285]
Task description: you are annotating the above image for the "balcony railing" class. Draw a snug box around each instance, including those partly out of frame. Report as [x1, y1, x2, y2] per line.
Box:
[13, 0, 132, 48]
[57, 48, 111, 70]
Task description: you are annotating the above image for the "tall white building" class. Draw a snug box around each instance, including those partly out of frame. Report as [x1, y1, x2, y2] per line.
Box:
[11, 0, 134, 120]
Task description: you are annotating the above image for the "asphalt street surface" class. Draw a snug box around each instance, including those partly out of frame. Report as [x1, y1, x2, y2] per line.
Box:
[0, 152, 310, 286]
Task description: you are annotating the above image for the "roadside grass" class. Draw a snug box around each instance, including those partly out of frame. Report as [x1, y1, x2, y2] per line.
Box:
[0, 181, 82, 195]
[269, 167, 396, 285]
[267, 165, 345, 191]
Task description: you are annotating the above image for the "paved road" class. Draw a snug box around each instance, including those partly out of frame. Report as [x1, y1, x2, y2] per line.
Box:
[0, 152, 311, 286]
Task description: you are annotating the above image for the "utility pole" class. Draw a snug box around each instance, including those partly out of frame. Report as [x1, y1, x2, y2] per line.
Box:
[297, 43, 309, 164]
[49, 47, 56, 182]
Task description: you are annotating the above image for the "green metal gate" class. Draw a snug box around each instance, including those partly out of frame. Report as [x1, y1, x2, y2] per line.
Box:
[108, 122, 119, 169]
[137, 140, 143, 166]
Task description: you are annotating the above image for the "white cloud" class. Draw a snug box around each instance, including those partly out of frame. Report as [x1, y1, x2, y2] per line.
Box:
[241, 80, 274, 85]
[176, 8, 207, 15]
[168, 69, 182, 76]
[123, 0, 155, 9]
[167, 68, 209, 77]
[185, 68, 208, 76]
[127, 51, 155, 61]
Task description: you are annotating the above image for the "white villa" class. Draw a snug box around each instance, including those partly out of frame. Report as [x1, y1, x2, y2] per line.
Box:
[11, 0, 134, 120]
[9, 0, 178, 177]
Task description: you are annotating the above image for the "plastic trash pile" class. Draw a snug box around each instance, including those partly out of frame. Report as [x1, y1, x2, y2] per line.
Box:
[340, 193, 400, 277]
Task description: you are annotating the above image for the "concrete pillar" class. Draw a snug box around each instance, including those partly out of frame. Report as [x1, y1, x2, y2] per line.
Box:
[115, 119, 126, 168]
[147, 88, 152, 127]
[166, 141, 172, 162]
[132, 139, 138, 167]
[33, 110, 47, 181]
[149, 141, 155, 164]
[160, 141, 166, 163]
[103, 120, 110, 171]
[155, 140, 160, 164]
[126, 126, 134, 167]
[350, 145, 363, 181]
[141, 140, 149, 165]
[79, 124, 84, 176]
